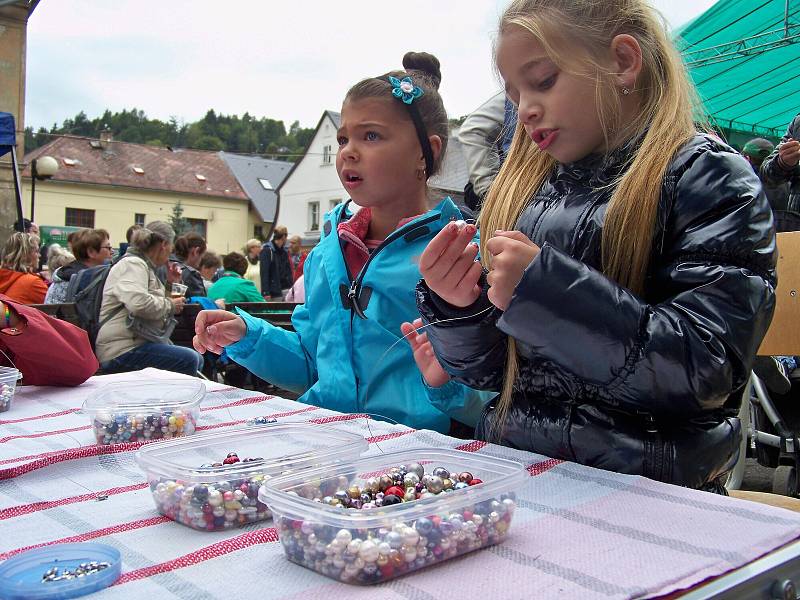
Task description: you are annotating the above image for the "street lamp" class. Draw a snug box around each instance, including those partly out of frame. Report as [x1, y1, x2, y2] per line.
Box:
[30, 155, 58, 222]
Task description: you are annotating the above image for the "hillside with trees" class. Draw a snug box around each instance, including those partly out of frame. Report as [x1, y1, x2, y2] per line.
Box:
[24, 108, 315, 161]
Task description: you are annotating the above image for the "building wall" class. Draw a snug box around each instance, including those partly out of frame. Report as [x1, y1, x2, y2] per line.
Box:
[278, 115, 346, 244]
[0, 4, 32, 245]
[27, 181, 255, 254]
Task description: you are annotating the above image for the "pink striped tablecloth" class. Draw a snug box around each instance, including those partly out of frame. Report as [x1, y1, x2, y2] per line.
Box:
[1, 368, 798, 599]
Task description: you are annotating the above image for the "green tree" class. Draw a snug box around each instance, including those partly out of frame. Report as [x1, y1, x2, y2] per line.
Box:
[169, 200, 190, 236]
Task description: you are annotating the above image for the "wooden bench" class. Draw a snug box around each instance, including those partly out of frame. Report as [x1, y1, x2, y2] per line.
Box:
[29, 303, 82, 327]
[227, 302, 299, 331]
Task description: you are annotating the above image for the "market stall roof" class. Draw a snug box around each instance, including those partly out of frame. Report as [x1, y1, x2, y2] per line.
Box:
[677, 0, 800, 137]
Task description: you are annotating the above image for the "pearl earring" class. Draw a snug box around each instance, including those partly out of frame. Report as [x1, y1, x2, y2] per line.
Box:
[621, 86, 631, 96]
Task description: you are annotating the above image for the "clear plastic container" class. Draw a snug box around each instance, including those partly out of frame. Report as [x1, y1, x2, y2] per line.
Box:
[81, 379, 205, 445]
[135, 423, 369, 531]
[0, 366, 19, 413]
[259, 448, 526, 584]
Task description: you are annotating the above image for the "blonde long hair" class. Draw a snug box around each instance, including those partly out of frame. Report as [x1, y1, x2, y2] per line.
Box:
[480, 0, 703, 437]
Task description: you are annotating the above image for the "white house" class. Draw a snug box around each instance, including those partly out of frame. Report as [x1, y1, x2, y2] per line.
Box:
[275, 110, 470, 247]
[275, 111, 345, 246]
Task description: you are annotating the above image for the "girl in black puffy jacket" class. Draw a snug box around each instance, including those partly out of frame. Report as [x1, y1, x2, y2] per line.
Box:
[412, 0, 777, 491]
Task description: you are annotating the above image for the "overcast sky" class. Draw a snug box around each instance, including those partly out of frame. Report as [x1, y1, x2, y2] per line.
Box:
[24, 0, 719, 133]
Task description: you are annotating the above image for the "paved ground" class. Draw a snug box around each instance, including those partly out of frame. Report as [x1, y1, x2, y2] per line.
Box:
[742, 458, 776, 493]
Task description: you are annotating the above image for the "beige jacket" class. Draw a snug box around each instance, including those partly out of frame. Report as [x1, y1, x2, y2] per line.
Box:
[95, 254, 174, 363]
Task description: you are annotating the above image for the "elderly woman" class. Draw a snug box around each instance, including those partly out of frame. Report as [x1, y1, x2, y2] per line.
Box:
[243, 238, 261, 294]
[95, 221, 202, 376]
[0, 233, 47, 304]
[45, 228, 113, 304]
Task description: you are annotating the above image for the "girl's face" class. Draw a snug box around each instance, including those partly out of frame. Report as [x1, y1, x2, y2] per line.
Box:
[247, 244, 260, 258]
[336, 97, 426, 214]
[497, 26, 608, 164]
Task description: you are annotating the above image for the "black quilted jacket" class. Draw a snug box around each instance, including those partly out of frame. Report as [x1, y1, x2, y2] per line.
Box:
[417, 134, 777, 489]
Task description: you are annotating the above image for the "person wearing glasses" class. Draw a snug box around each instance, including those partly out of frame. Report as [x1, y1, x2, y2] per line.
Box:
[45, 228, 114, 304]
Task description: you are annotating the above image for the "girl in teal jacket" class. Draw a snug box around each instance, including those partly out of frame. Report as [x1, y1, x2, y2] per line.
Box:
[193, 52, 492, 432]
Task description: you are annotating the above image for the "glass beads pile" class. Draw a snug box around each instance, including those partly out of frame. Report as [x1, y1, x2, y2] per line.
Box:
[296, 463, 484, 510]
[274, 463, 517, 584]
[91, 408, 196, 445]
[149, 453, 272, 531]
[42, 561, 111, 583]
[0, 381, 14, 412]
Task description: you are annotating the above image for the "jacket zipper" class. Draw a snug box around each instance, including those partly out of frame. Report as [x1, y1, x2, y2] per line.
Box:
[332, 203, 442, 411]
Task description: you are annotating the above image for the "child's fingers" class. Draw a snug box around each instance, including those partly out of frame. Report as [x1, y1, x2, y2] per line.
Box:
[419, 223, 474, 272]
[493, 230, 536, 246]
[439, 244, 480, 290]
[422, 228, 476, 281]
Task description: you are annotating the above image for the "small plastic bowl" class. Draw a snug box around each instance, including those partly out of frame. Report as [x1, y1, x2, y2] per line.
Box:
[0, 366, 20, 413]
[135, 423, 368, 531]
[81, 379, 205, 445]
[259, 448, 526, 584]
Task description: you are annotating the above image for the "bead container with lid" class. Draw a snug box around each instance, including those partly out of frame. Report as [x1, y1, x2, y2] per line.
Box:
[0, 366, 19, 413]
[81, 379, 205, 445]
[135, 423, 368, 531]
[259, 448, 526, 584]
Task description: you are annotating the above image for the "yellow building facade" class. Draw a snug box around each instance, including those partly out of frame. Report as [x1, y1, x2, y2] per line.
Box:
[25, 180, 263, 254]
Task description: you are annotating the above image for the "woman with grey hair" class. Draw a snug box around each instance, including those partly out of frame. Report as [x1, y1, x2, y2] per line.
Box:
[95, 221, 202, 376]
[0, 232, 47, 304]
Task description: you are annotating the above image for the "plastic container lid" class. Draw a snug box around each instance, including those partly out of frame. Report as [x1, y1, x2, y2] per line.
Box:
[81, 379, 206, 417]
[135, 423, 369, 484]
[0, 543, 121, 599]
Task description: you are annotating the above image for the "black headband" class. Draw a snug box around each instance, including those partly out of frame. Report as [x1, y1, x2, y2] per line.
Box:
[383, 75, 434, 176]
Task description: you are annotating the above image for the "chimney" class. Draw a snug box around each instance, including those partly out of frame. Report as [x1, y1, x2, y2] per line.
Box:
[99, 128, 113, 149]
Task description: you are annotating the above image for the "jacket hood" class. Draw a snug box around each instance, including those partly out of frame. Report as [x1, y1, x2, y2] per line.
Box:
[53, 260, 87, 283]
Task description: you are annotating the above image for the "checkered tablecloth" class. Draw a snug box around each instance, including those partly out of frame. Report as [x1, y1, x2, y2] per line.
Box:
[1, 368, 799, 599]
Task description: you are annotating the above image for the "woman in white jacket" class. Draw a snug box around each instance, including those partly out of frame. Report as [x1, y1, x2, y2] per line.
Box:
[95, 221, 202, 376]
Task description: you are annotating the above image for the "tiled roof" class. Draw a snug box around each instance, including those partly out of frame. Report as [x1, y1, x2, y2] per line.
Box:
[219, 152, 292, 222]
[23, 136, 248, 200]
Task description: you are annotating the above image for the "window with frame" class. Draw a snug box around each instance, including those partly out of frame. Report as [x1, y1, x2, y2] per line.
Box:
[65, 208, 95, 228]
[308, 201, 320, 232]
[186, 218, 207, 239]
[329, 199, 340, 211]
[134, 213, 145, 227]
[254, 225, 264, 240]
[322, 145, 332, 165]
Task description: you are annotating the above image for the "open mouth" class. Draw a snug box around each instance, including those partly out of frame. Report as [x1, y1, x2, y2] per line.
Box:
[531, 128, 559, 150]
[346, 174, 362, 182]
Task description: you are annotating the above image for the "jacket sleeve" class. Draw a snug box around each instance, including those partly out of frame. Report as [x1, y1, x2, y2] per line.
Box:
[226, 251, 320, 392]
[422, 376, 496, 427]
[761, 114, 800, 187]
[458, 91, 506, 197]
[416, 276, 509, 392]
[498, 148, 776, 420]
[258, 246, 271, 297]
[1, 300, 98, 386]
[182, 268, 206, 298]
[112, 260, 172, 320]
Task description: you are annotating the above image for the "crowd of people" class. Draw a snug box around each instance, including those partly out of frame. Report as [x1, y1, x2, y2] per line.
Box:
[7, 0, 800, 494]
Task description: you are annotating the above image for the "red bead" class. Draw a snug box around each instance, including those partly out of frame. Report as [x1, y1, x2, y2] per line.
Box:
[380, 564, 394, 578]
[223, 455, 240, 465]
[468, 478, 482, 486]
[384, 485, 405, 498]
[462, 509, 473, 521]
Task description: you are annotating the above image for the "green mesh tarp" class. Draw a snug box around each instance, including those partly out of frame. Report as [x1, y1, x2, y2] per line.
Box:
[677, 0, 800, 139]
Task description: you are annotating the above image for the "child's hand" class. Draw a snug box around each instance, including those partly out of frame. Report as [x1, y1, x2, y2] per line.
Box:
[485, 230, 541, 311]
[778, 138, 800, 168]
[419, 222, 482, 307]
[401, 318, 451, 388]
[193, 309, 247, 354]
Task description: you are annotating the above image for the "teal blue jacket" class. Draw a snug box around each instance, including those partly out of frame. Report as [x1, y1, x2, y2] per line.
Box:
[226, 198, 493, 432]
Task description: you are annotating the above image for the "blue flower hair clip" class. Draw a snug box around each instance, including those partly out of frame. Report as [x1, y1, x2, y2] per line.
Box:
[389, 76, 424, 105]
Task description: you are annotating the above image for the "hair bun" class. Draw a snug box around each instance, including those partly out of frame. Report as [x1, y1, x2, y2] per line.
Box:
[402, 51, 441, 90]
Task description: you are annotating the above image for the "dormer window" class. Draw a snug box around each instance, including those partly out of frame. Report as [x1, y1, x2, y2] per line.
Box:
[63, 158, 76, 166]
[132, 166, 144, 175]
[195, 173, 206, 182]
[259, 178, 273, 190]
